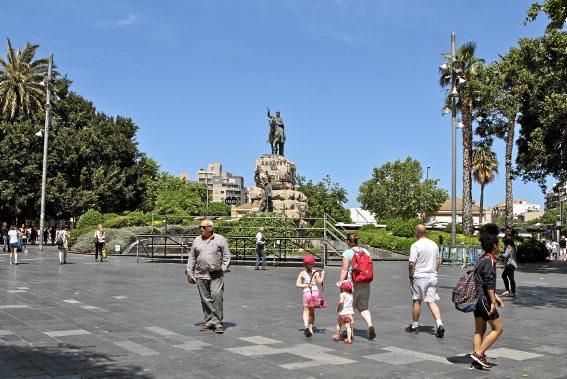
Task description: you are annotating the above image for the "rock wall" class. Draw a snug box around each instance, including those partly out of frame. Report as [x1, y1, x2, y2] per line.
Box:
[250, 154, 308, 219]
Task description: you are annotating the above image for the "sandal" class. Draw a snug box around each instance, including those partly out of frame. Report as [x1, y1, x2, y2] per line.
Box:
[344, 338, 352, 344]
[331, 333, 341, 341]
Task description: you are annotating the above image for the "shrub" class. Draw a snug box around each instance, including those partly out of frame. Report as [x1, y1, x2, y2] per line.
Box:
[105, 212, 152, 228]
[77, 210, 105, 228]
[70, 225, 199, 254]
[444, 223, 464, 234]
[386, 218, 421, 238]
[517, 238, 547, 263]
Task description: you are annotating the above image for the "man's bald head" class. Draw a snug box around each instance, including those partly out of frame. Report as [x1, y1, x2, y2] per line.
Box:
[415, 224, 426, 238]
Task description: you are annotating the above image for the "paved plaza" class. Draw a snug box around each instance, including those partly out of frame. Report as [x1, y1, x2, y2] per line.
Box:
[0, 246, 566, 378]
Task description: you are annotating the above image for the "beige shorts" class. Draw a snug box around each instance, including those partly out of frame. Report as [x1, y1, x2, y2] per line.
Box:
[353, 282, 370, 311]
[411, 277, 440, 302]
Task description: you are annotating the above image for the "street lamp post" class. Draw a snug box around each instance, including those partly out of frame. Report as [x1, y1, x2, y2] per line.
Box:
[426, 166, 430, 181]
[39, 54, 53, 253]
[440, 32, 462, 246]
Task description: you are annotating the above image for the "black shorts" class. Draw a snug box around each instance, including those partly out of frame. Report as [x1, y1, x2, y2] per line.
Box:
[473, 298, 499, 321]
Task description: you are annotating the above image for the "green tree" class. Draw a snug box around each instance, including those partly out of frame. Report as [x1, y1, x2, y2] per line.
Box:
[150, 173, 205, 215]
[472, 146, 498, 224]
[358, 157, 448, 221]
[0, 91, 158, 221]
[510, 33, 567, 188]
[526, 0, 567, 32]
[0, 39, 51, 122]
[296, 175, 350, 222]
[440, 42, 485, 235]
[207, 202, 231, 216]
[473, 52, 525, 230]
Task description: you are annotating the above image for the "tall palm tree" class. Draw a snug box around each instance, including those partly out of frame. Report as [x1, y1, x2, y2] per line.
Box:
[440, 41, 485, 235]
[0, 39, 49, 122]
[472, 147, 498, 224]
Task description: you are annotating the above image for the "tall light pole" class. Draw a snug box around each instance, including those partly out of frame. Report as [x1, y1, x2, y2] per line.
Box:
[426, 166, 430, 181]
[440, 32, 462, 246]
[39, 54, 53, 253]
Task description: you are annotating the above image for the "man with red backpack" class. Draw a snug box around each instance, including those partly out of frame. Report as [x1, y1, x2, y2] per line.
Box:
[339, 233, 376, 340]
[407, 224, 445, 338]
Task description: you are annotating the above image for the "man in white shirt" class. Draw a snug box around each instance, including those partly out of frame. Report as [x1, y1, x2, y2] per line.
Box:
[408, 224, 445, 338]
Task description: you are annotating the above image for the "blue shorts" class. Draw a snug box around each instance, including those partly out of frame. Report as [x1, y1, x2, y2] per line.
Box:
[8, 243, 19, 249]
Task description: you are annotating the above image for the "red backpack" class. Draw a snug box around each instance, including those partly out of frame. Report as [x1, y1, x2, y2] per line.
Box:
[351, 249, 374, 283]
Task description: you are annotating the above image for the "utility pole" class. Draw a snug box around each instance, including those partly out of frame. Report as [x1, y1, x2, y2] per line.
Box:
[39, 54, 53, 253]
[450, 32, 458, 246]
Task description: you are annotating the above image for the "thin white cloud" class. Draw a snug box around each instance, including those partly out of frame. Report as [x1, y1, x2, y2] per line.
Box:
[114, 13, 139, 26]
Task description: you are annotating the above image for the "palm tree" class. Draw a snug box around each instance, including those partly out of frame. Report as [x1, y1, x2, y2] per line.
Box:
[0, 39, 49, 122]
[472, 147, 498, 224]
[440, 41, 485, 235]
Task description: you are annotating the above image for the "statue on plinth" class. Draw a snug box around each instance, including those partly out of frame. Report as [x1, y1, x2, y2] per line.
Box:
[259, 176, 273, 213]
[267, 107, 286, 156]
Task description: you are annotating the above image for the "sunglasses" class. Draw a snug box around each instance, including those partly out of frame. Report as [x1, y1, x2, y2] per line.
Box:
[199, 225, 210, 229]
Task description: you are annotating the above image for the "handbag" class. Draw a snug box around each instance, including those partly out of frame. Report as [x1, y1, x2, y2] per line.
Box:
[307, 270, 327, 309]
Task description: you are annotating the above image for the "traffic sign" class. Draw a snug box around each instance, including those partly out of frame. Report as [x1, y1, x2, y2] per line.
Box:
[224, 196, 239, 205]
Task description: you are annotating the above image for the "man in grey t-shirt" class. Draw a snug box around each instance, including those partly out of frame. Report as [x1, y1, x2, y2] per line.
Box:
[407, 224, 445, 337]
[186, 219, 231, 334]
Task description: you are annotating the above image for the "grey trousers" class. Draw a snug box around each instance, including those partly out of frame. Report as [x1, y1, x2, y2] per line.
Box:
[255, 245, 266, 269]
[196, 272, 224, 328]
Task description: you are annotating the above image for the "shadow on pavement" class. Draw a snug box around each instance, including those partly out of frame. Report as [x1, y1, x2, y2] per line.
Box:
[0, 343, 152, 377]
[446, 354, 471, 364]
[513, 285, 567, 309]
[518, 262, 567, 275]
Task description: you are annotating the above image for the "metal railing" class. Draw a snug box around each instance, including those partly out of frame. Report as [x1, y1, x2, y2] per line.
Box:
[120, 213, 364, 266]
[439, 244, 483, 266]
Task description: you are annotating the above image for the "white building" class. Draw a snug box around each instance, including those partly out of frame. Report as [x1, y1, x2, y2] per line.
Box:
[196, 163, 248, 205]
[349, 208, 377, 226]
[493, 199, 542, 220]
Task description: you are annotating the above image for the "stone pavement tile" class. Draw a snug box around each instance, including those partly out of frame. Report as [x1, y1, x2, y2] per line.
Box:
[114, 341, 160, 356]
[0, 366, 19, 377]
[15, 367, 49, 376]
[43, 329, 91, 338]
[6, 357, 34, 369]
[488, 347, 544, 361]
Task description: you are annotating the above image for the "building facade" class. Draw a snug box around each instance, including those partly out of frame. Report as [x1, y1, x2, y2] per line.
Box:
[544, 182, 567, 211]
[196, 163, 248, 205]
[492, 199, 542, 221]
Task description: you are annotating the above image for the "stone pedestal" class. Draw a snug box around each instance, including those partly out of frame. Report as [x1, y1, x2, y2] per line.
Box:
[250, 154, 308, 219]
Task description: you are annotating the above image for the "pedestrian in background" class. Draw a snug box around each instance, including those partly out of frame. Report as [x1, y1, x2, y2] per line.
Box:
[186, 219, 231, 334]
[19, 224, 28, 253]
[43, 228, 49, 244]
[2, 222, 8, 252]
[94, 224, 106, 262]
[8, 225, 19, 265]
[501, 236, 517, 298]
[559, 236, 566, 261]
[50, 226, 56, 245]
[57, 228, 70, 264]
[255, 227, 267, 270]
[407, 224, 445, 337]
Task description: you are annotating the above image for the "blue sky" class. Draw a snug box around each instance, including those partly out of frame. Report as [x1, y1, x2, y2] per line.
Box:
[1, 0, 552, 208]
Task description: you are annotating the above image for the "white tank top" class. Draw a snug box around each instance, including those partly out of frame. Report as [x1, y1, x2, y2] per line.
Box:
[339, 292, 354, 315]
[302, 270, 319, 293]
